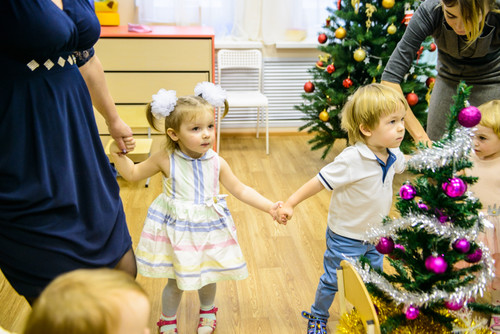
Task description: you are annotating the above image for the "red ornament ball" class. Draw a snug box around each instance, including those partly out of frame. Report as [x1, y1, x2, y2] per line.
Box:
[326, 64, 335, 74]
[406, 92, 418, 106]
[458, 106, 482, 128]
[442, 177, 467, 198]
[342, 78, 353, 88]
[304, 81, 315, 93]
[316, 60, 323, 67]
[376, 237, 395, 254]
[318, 33, 327, 44]
[429, 43, 437, 52]
[426, 77, 435, 88]
[425, 255, 448, 274]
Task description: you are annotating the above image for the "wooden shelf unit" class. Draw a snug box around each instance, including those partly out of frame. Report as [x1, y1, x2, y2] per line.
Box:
[93, 25, 215, 149]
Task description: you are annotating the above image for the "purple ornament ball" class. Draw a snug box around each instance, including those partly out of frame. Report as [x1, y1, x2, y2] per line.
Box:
[376, 237, 395, 254]
[435, 209, 449, 223]
[389, 243, 406, 260]
[458, 106, 481, 128]
[400, 183, 417, 200]
[452, 238, 471, 254]
[395, 244, 406, 252]
[466, 248, 483, 263]
[425, 255, 448, 274]
[417, 200, 429, 211]
[405, 305, 419, 320]
[444, 299, 464, 311]
[442, 178, 467, 198]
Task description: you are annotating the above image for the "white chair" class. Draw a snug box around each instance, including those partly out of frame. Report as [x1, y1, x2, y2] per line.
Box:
[217, 49, 269, 154]
[337, 260, 381, 334]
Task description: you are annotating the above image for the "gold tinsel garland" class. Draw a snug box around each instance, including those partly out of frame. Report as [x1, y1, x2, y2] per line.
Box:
[336, 295, 492, 333]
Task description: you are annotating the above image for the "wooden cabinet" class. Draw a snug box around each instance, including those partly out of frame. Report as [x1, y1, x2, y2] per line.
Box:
[93, 26, 214, 135]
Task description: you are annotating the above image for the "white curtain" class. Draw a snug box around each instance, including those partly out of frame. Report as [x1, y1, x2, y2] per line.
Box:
[136, 0, 331, 44]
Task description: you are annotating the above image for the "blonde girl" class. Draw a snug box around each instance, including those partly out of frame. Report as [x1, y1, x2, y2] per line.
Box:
[23, 268, 150, 334]
[109, 82, 282, 334]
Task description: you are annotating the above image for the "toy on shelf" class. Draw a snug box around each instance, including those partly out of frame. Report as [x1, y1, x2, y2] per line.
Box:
[94, 1, 119, 26]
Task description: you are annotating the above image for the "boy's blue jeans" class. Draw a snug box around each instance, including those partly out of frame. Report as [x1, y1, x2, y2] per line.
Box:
[310, 228, 383, 320]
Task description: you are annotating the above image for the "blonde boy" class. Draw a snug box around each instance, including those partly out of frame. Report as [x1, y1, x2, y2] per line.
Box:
[278, 83, 408, 334]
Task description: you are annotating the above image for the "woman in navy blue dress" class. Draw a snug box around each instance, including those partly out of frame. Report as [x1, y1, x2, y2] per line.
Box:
[0, 0, 137, 301]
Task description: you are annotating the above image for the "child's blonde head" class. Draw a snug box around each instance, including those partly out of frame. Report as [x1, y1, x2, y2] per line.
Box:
[24, 269, 148, 334]
[146, 95, 214, 153]
[341, 83, 408, 145]
[478, 100, 500, 138]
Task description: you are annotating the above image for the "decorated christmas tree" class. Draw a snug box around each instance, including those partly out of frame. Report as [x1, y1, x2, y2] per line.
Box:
[297, 0, 436, 158]
[340, 82, 498, 333]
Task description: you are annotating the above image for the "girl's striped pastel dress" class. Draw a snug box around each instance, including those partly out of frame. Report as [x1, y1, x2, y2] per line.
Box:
[136, 149, 248, 290]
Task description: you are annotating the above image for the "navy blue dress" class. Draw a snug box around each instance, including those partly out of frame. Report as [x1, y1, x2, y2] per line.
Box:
[0, 0, 132, 298]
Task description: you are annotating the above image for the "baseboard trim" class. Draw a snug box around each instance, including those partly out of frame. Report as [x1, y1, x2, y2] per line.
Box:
[220, 127, 308, 136]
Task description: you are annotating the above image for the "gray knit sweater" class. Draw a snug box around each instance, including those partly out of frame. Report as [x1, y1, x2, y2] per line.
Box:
[382, 0, 500, 84]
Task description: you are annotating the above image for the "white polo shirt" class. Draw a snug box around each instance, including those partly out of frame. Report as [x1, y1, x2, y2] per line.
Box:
[317, 142, 405, 240]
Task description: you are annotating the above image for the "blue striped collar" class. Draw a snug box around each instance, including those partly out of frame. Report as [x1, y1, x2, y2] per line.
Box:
[174, 149, 217, 161]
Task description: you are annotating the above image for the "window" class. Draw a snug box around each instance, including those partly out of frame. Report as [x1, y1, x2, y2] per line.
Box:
[136, 0, 331, 43]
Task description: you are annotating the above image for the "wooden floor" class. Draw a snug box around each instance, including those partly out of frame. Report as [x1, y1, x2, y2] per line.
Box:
[0, 134, 408, 333]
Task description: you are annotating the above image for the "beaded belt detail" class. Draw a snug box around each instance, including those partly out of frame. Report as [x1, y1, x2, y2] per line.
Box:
[26, 55, 77, 71]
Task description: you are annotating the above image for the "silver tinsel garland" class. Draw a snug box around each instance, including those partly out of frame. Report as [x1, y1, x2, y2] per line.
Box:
[407, 127, 474, 172]
[365, 211, 490, 243]
[348, 247, 495, 308]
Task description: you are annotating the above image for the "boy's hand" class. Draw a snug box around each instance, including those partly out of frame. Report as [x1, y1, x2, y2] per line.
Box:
[269, 201, 285, 224]
[277, 203, 294, 224]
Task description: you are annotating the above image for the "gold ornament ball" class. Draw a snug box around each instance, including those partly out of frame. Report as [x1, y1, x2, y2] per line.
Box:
[382, 0, 395, 9]
[335, 27, 346, 39]
[353, 48, 366, 62]
[319, 110, 329, 122]
[387, 23, 397, 34]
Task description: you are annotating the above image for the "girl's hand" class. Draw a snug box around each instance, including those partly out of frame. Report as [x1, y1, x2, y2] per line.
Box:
[109, 137, 135, 156]
[107, 118, 133, 154]
[270, 201, 285, 224]
[277, 203, 293, 225]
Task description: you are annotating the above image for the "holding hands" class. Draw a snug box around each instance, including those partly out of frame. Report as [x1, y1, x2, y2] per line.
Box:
[109, 136, 136, 156]
[270, 201, 288, 225]
[275, 203, 293, 225]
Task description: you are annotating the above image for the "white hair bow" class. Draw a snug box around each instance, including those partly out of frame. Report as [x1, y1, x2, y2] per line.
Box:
[194, 82, 227, 107]
[150, 89, 177, 119]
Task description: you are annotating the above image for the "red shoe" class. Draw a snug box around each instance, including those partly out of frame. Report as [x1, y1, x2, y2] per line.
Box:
[491, 314, 500, 333]
[198, 306, 218, 333]
[157, 318, 177, 334]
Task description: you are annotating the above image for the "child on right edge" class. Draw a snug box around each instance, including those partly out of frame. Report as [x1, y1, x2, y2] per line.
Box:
[467, 100, 500, 333]
[277, 83, 408, 334]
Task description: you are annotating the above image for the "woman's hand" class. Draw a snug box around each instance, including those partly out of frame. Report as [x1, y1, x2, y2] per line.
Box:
[108, 118, 133, 154]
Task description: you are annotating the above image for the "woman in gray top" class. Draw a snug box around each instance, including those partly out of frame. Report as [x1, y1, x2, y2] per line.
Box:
[382, 0, 500, 143]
